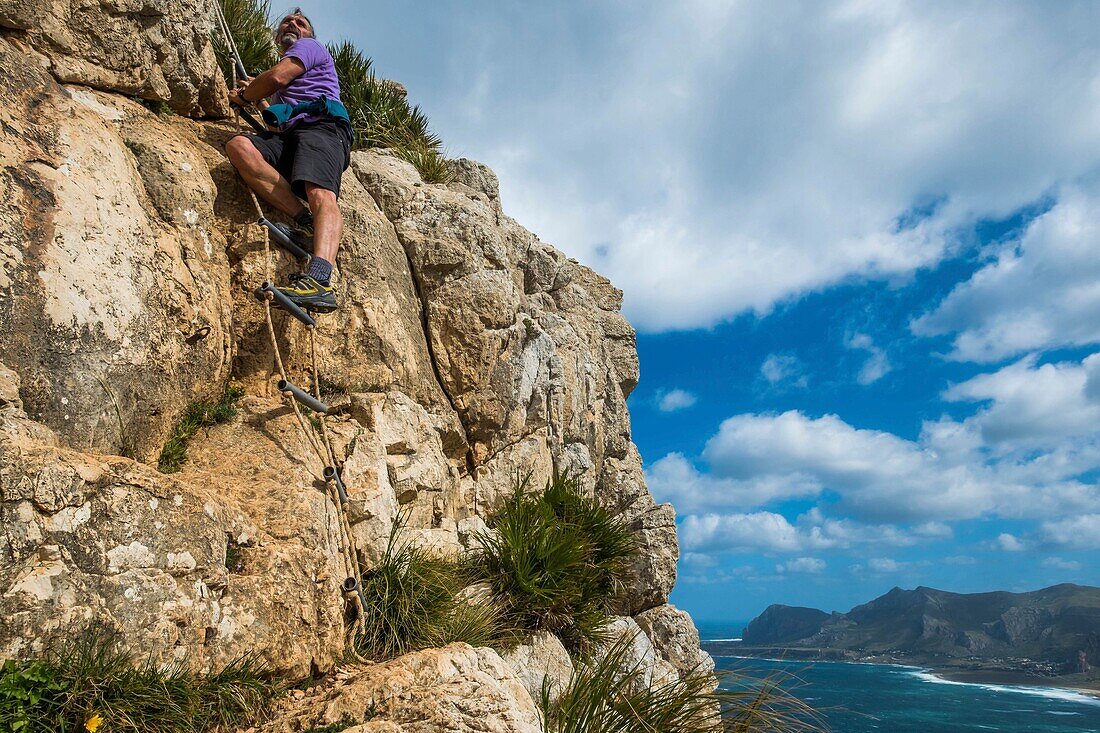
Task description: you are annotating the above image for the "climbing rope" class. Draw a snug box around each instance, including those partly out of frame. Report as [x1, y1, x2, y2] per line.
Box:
[246, 186, 368, 642]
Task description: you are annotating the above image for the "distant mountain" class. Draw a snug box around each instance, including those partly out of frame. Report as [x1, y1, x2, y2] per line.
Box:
[741, 584, 1100, 668]
[743, 605, 831, 644]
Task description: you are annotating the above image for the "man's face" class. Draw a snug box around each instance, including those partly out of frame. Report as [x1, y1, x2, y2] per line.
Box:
[277, 13, 312, 47]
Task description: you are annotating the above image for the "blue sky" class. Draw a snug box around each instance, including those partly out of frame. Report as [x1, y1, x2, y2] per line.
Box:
[304, 1, 1100, 621]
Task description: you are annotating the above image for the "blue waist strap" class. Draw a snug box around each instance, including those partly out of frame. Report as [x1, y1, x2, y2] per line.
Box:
[262, 96, 351, 130]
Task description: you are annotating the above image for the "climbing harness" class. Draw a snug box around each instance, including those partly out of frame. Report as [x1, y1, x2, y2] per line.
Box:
[214, 0, 368, 651]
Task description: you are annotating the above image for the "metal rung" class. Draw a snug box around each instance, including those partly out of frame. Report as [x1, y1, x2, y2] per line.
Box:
[278, 378, 329, 414]
[258, 217, 311, 260]
[254, 282, 316, 327]
[324, 466, 349, 504]
[342, 576, 368, 611]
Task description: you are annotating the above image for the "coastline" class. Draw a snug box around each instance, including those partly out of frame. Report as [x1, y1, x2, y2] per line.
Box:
[925, 667, 1100, 699]
[703, 642, 1100, 699]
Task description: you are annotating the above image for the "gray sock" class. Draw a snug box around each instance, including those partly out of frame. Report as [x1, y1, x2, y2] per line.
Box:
[307, 257, 333, 286]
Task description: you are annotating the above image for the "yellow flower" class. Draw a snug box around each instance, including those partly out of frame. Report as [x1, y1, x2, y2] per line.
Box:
[85, 713, 104, 732]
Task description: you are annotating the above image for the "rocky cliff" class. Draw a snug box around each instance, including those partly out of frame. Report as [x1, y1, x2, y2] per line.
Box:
[0, 1, 709, 729]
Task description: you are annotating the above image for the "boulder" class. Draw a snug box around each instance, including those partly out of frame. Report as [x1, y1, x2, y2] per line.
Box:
[635, 604, 715, 675]
[0, 54, 234, 461]
[502, 630, 573, 705]
[595, 616, 679, 692]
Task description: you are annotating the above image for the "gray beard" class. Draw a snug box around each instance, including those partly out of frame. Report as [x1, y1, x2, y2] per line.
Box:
[280, 33, 298, 48]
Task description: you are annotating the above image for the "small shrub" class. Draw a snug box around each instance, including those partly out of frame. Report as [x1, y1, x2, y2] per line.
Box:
[356, 516, 516, 660]
[543, 635, 822, 733]
[0, 629, 280, 732]
[470, 474, 636, 652]
[158, 384, 244, 474]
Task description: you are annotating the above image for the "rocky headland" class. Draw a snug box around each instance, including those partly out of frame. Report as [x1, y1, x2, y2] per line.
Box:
[707, 584, 1100, 693]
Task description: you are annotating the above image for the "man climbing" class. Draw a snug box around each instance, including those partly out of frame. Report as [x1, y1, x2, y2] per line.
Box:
[225, 7, 350, 313]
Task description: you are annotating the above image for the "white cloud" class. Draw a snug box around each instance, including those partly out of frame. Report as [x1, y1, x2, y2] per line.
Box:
[679, 510, 945, 554]
[682, 552, 717, 568]
[646, 452, 821, 513]
[995, 533, 1025, 552]
[845, 333, 891, 385]
[760, 354, 808, 388]
[1038, 514, 1100, 550]
[913, 183, 1100, 361]
[698, 411, 998, 521]
[944, 555, 977, 565]
[665, 403, 1100, 523]
[657, 388, 697, 412]
[397, 1, 1100, 331]
[867, 558, 902, 573]
[943, 353, 1100, 449]
[1042, 557, 1081, 571]
[777, 557, 826, 574]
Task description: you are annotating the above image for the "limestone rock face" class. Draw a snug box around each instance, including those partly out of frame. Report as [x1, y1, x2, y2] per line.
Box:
[502, 630, 573, 705]
[0, 388, 350, 678]
[635, 604, 715, 675]
[0, 44, 234, 461]
[596, 616, 679, 692]
[0, 0, 228, 116]
[262, 645, 542, 733]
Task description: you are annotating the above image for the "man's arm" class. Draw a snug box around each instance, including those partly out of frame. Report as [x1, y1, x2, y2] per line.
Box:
[229, 57, 306, 106]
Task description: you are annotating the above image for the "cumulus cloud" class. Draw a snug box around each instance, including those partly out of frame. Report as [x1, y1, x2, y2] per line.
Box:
[995, 533, 1025, 552]
[1042, 557, 1081, 571]
[867, 558, 902, 573]
[646, 452, 821, 513]
[657, 393, 1100, 523]
[846, 333, 891, 385]
[943, 353, 1100, 448]
[913, 183, 1100, 361]
[777, 557, 826, 574]
[760, 354, 808, 388]
[696, 411, 1000, 521]
[368, 1, 1100, 331]
[679, 510, 947, 554]
[1038, 514, 1100, 550]
[657, 388, 697, 412]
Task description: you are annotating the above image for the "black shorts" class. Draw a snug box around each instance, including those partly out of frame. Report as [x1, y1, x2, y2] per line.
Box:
[240, 119, 352, 198]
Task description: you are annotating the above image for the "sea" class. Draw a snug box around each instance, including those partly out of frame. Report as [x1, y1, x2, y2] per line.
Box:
[699, 623, 1100, 733]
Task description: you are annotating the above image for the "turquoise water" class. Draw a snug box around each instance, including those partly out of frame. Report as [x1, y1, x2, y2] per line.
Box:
[714, 656, 1100, 732]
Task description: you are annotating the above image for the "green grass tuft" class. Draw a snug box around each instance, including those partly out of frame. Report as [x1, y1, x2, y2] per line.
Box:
[543, 635, 823, 733]
[356, 514, 516, 661]
[0, 629, 280, 732]
[158, 384, 244, 474]
[469, 474, 636, 653]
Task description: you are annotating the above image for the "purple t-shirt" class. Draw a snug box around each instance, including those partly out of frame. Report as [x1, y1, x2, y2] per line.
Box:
[272, 38, 342, 129]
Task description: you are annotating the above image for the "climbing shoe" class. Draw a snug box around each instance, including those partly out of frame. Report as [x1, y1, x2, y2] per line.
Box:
[275, 273, 337, 314]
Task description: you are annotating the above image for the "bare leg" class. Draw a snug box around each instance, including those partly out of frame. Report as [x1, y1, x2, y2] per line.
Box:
[304, 183, 342, 263]
[225, 135, 308, 219]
